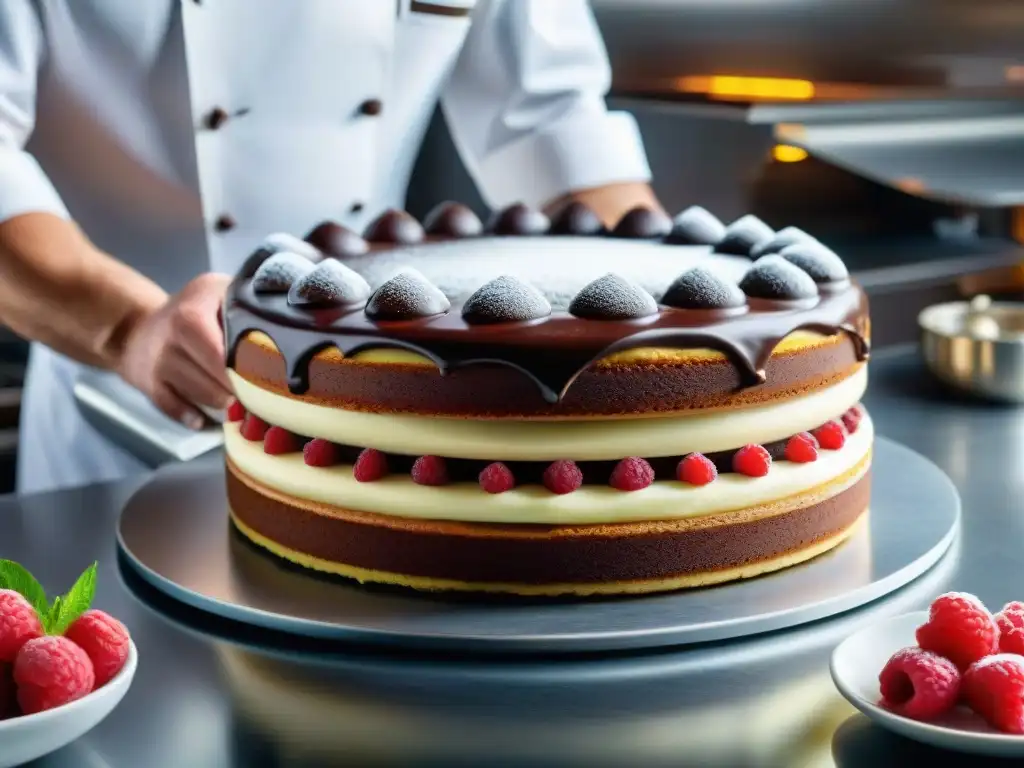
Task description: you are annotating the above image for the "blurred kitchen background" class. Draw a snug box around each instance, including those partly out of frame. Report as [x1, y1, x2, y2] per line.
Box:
[1, 0, 1023, 490]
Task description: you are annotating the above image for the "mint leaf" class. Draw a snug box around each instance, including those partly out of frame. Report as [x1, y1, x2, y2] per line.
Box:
[0, 560, 48, 618]
[47, 563, 97, 636]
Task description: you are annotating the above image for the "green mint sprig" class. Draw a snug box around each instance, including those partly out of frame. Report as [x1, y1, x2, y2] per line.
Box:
[0, 560, 97, 635]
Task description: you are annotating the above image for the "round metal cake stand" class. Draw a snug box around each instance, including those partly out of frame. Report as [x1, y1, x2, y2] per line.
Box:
[117, 437, 959, 654]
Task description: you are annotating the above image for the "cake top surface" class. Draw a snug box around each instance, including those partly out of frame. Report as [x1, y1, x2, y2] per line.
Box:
[225, 204, 869, 402]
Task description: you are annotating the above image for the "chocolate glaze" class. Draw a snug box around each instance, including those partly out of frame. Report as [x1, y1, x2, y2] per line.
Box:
[611, 207, 673, 239]
[549, 202, 605, 236]
[225, 210, 869, 404]
[423, 202, 484, 238]
[304, 222, 370, 257]
[364, 210, 425, 244]
[227, 464, 870, 584]
[488, 204, 550, 236]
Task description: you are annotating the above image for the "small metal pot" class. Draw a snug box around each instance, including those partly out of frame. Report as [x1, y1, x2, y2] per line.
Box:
[919, 296, 1024, 403]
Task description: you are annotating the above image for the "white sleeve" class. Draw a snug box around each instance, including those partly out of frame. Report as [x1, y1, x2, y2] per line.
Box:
[0, 1, 68, 222]
[440, 0, 651, 210]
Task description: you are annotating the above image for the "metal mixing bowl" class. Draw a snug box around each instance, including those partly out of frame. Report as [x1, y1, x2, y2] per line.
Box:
[919, 296, 1024, 403]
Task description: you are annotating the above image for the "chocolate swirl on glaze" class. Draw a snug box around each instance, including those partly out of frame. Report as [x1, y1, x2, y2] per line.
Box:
[224, 208, 869, 404]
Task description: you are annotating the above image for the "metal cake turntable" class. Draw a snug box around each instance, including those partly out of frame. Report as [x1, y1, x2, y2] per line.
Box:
[117, 437, 959, 654]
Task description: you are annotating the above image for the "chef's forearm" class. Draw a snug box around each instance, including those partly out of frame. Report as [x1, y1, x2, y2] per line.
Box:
[0, 212, 167, 368]
[548, 182, 666, 228]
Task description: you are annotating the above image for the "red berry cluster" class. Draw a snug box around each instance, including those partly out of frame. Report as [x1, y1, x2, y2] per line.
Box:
[0, 587, 131, 719]
[877, 593, 1024, 733]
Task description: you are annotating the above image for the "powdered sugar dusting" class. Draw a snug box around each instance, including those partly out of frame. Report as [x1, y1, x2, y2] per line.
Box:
[289, 258, 371, 305]
[739, 254, 819, 300]
[365, 267, 451, 320]
[663, 266, 746, 310]
[252, 252, 316, 293]
[462, 275, 551, 324]
[569, 273, 658, 320]
[339, 238, 752, 311]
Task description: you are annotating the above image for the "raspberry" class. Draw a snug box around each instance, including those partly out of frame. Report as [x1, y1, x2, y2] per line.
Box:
[14, 636, 95, 715]
[64, 610, 131, 689]
[609, 457, 654, 491]
[303, 438, 338, 467]
[964, 655, 1024, 733]
[878, 646, 961, 721]
[784, 432, 819, 463]
[411, 455, 448, 486]
[841, 406, 862, 434]
[1003, 601, 1024, 615]
[916, 592, 1000, 671]
[995, 607, 1024, 655]
[239, 413, 270, 441]
[0, 662, 16, 719]
[263, 426, 300, 455]
[353, 448, 389, 482]
[813, 420, 846, 450]
[226, 399, 245, 422]
[677, 453, 717, 486]
[479, 462, 515, 494]
[0, 590, 43, 663]
[543, 460, 583, 494]
[732, 444, 771, 477]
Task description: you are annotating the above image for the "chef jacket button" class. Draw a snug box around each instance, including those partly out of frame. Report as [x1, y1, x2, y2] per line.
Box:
[204, 107, 230, 130]
[214, 214, 236, 233]
[349, 202, 365, 214]
[358, 99, 383, 117]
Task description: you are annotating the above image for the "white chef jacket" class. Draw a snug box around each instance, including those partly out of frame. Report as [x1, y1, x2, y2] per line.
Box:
[0, 0, 651, 494]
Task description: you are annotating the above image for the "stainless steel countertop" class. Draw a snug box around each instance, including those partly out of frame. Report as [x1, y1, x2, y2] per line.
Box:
[4, 346, 1015, 767]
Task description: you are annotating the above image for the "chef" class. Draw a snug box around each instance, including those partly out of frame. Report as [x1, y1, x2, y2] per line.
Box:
[0, 0, 660, 494]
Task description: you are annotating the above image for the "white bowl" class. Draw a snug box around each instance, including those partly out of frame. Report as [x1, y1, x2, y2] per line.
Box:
[831, 612, 1024, 758]
[0, 641, 137, 768]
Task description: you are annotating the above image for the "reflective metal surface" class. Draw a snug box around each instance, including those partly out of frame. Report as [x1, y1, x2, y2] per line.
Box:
[920, 298, 1024, 402]
[116, 438, 958, 653]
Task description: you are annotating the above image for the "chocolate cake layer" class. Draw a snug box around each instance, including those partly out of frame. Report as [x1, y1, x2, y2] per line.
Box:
[233, 332, 864, 416]
[226, 461, 870, 585]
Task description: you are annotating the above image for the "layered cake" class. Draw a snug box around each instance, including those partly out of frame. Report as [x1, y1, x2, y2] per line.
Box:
[222, 202, 871, 596]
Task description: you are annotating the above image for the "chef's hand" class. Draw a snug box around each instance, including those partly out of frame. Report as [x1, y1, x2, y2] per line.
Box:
[117, 272, 234, 430]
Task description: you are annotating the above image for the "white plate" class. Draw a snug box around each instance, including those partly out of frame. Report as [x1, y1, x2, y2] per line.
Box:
[0, 641, 138, 768]
[831, 612, 1024, 758]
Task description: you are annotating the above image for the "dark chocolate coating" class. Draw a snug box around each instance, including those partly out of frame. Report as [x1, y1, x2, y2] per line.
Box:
[305, 222, 370, 257]
[423, 202, 484, 238]
[488, 204, 550, 236]
[549, 201, 605, 236]
[740, 255, 819, 300]
[364, 210, 425, 245]
[365, 270, 451, 321]
[462, 276, 552, 325]
[750, 226, 817, 259]
[716, 215, 774, 256]
[611, 207, 673, 239]
[665, 206, 727, 245]
[569, 273, 659, 320]
[662, 267, 747, 310]
[779, 243, 850, 284]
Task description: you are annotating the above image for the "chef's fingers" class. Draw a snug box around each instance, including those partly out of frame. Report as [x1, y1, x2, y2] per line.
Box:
[159, 347, 233, 411]
[170, 300, 233, 394]
[150, 382, 206, 431]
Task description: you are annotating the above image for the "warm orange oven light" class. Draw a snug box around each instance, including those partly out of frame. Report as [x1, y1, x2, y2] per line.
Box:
[676, 75, 816, 101]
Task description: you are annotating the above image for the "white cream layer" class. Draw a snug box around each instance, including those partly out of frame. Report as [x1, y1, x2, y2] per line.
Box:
[229, 367, 867, 461]
[224, 413, 873, 525]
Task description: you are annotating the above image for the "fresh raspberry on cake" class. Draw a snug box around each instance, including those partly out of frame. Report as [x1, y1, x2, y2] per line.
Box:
[916, 592, 1000, 670]
[964, 655, 1024, 734]
[609, 457, 654, 491]
[239, 413, 270, 441]
[479, 462, 515, 494]
[878, 646, 961, 720]
[0, 590, 43, 663]
[226, 399, 245, 422]
[64, 610, 130, 688]
[303, 438, 338, 467]
[813, 421, 846, 450]
[784, 432, 818, 463]
[543, 460, 583, 494]
[841, 405, 862, 434]
[732, 445, 771, 477]
[14, 636, 95, 715]
[411, 455, 449, 486]
[263, 426, 300, 455]
[1003, 601, 1024, 615]
[677, 453, 717, 485]
[353, 448, 389, 482]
